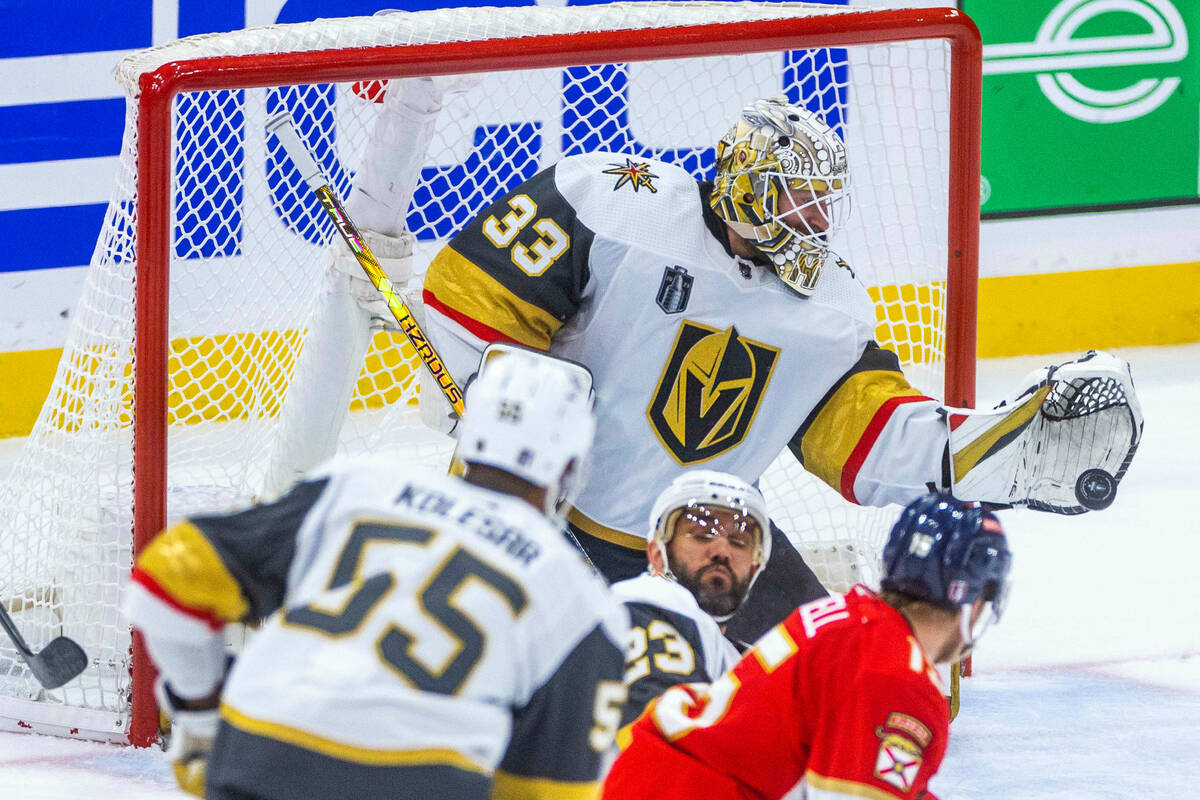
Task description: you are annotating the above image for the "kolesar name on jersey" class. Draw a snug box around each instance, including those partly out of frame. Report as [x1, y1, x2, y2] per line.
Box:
[394, 482, 542, 566]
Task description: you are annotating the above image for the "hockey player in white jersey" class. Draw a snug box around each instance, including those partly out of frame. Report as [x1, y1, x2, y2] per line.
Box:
[612, 471, 767, 735]
[125, 346, 627, 800]
[416, 94, 1142, 646]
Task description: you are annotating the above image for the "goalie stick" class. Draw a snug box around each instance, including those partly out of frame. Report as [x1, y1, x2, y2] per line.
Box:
[265, 113, 465, 418]
[0, 602, 88, 690]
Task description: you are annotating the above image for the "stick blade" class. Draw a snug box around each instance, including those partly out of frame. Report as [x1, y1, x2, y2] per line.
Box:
[23, 636, 88, 690]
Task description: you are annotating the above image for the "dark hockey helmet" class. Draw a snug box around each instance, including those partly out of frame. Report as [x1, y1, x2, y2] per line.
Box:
[881, 493, 1012, 621]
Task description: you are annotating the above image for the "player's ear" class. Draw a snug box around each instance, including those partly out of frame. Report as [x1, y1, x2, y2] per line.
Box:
[646, 541, 664, 574]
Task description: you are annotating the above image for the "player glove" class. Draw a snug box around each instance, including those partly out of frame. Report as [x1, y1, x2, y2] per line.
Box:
[156, 679, 220, 799]
[947, 350, 1143, 514]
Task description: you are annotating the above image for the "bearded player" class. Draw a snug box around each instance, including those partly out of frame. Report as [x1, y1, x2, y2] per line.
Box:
[611, 471, 767, 733]
[603, 493, 1012, 800]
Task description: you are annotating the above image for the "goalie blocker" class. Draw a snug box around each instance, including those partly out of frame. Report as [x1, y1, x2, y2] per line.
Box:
[947, 350, 1143, 514]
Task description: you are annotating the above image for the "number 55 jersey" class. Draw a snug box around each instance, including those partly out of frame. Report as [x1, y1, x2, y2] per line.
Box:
[603, 586, 951, 800]
[127, 456, 628, 800]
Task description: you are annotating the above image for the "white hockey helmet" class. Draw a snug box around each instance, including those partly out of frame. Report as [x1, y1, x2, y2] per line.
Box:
[648, 470, 772, 600]
[710, 95, 850, 296]
[455, 344, 596, 519]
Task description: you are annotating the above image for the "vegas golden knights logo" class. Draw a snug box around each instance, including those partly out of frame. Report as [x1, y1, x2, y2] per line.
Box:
[647, 321, 780, 464]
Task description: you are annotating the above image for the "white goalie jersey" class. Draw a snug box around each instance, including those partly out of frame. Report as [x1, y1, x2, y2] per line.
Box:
[422, 151, 950, 544]
[127, 457, 627, 800]
[422, 152, 1143, 536]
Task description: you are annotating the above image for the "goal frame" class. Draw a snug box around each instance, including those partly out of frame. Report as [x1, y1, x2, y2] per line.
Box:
[124, 7, 980, 748]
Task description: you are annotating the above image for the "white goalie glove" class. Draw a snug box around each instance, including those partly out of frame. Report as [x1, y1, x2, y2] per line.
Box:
[328, 227, 416, 326]
[334, 73, 477, 326]
[948, 350, 1143, 514]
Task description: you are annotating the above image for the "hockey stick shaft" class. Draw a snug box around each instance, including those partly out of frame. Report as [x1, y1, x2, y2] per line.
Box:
[0, 602, 88, 689]
[266, 113, 465, 418]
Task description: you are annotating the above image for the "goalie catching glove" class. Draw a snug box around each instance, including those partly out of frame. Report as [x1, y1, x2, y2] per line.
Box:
[947, 350, 1143, 514]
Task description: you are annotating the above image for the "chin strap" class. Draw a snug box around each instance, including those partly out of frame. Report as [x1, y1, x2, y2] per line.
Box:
[957, 601, 998, 658]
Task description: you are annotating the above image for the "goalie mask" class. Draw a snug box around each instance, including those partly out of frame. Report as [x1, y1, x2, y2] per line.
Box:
[710, 96, 850, 296]
[881, 493, 1012, 656]
[455, 344, 596, 521]
[648, 470, 771, 621]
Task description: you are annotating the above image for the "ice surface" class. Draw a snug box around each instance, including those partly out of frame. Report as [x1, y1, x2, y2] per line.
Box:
[1, 343, 1197, 798]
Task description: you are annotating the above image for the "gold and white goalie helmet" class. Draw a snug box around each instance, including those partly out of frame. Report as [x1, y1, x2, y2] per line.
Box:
[710, 95, 850, 296]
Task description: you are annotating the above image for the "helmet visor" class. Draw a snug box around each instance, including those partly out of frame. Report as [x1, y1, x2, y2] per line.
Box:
[671, 502, 763, 557]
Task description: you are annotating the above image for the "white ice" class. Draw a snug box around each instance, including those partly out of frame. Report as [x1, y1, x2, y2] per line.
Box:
[1, 343, 1197, 799]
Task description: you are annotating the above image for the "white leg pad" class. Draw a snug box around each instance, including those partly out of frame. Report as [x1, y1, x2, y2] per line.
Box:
[260, 269, 373, 498]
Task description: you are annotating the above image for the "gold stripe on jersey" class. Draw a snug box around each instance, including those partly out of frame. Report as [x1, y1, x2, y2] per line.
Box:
[568, 509, 646, 551]
[220, 702, 487, 772]
[136, 520, 249, 623]
[952, 384, 1052, 480]
[615, 721, 636, 752]
[798, 370, 925, 492]
[492, 770, 601, 800]
[424, 246, 563, 348]
[805, 770, 907, 800]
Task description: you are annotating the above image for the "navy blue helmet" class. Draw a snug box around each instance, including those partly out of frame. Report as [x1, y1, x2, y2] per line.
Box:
[881, 493, 1012, 620]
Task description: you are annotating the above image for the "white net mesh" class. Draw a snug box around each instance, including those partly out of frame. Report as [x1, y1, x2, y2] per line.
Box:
[0, 1, 968, 740]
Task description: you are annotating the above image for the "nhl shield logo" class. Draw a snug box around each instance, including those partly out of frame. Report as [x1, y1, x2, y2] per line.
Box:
[647, 321, 779, 464]
[656, 266, 693, 314]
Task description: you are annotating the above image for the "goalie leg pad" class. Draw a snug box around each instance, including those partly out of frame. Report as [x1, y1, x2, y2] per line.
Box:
[948, 350, 1143, 514]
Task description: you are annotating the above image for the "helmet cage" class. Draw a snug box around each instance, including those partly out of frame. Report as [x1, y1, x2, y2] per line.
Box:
[712, 97, 851, 296]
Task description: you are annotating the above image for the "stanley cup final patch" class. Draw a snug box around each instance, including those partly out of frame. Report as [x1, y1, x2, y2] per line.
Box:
[656, 266, 693, 314]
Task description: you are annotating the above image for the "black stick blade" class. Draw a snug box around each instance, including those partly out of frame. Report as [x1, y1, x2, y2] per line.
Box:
[23, 635, 89, 690]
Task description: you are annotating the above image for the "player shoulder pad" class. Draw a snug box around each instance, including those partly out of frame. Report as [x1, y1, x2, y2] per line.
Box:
[612, 572, 706, 620]
[804, 253, 876, 330]
[304, 452, 439, 501]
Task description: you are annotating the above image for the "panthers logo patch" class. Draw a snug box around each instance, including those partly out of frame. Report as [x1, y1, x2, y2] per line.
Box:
[647, 321, 779, 465]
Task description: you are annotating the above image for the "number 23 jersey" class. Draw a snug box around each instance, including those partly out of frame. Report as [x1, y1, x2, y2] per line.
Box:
[603, 586, 950, 800]
[610, 573, 741, 733]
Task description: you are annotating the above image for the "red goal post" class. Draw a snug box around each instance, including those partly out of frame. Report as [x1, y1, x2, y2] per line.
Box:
[0, 2, 980, 747]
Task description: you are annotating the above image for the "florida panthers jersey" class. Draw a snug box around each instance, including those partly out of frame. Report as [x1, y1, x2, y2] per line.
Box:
[611, 573, 741, 733]
[128, 457, 627, 800]
[602, 586, 950, 800]
[422, 152, 948, 545]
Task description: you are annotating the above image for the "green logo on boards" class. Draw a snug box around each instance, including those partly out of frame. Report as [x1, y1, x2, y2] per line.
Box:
[967, 0, 1198, 212]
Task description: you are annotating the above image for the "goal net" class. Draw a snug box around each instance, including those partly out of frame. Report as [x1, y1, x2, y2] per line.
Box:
[0, 1, 979, 745]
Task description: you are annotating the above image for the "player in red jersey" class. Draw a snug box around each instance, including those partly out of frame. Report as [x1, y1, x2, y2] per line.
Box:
[603, 493, 1012, 800]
